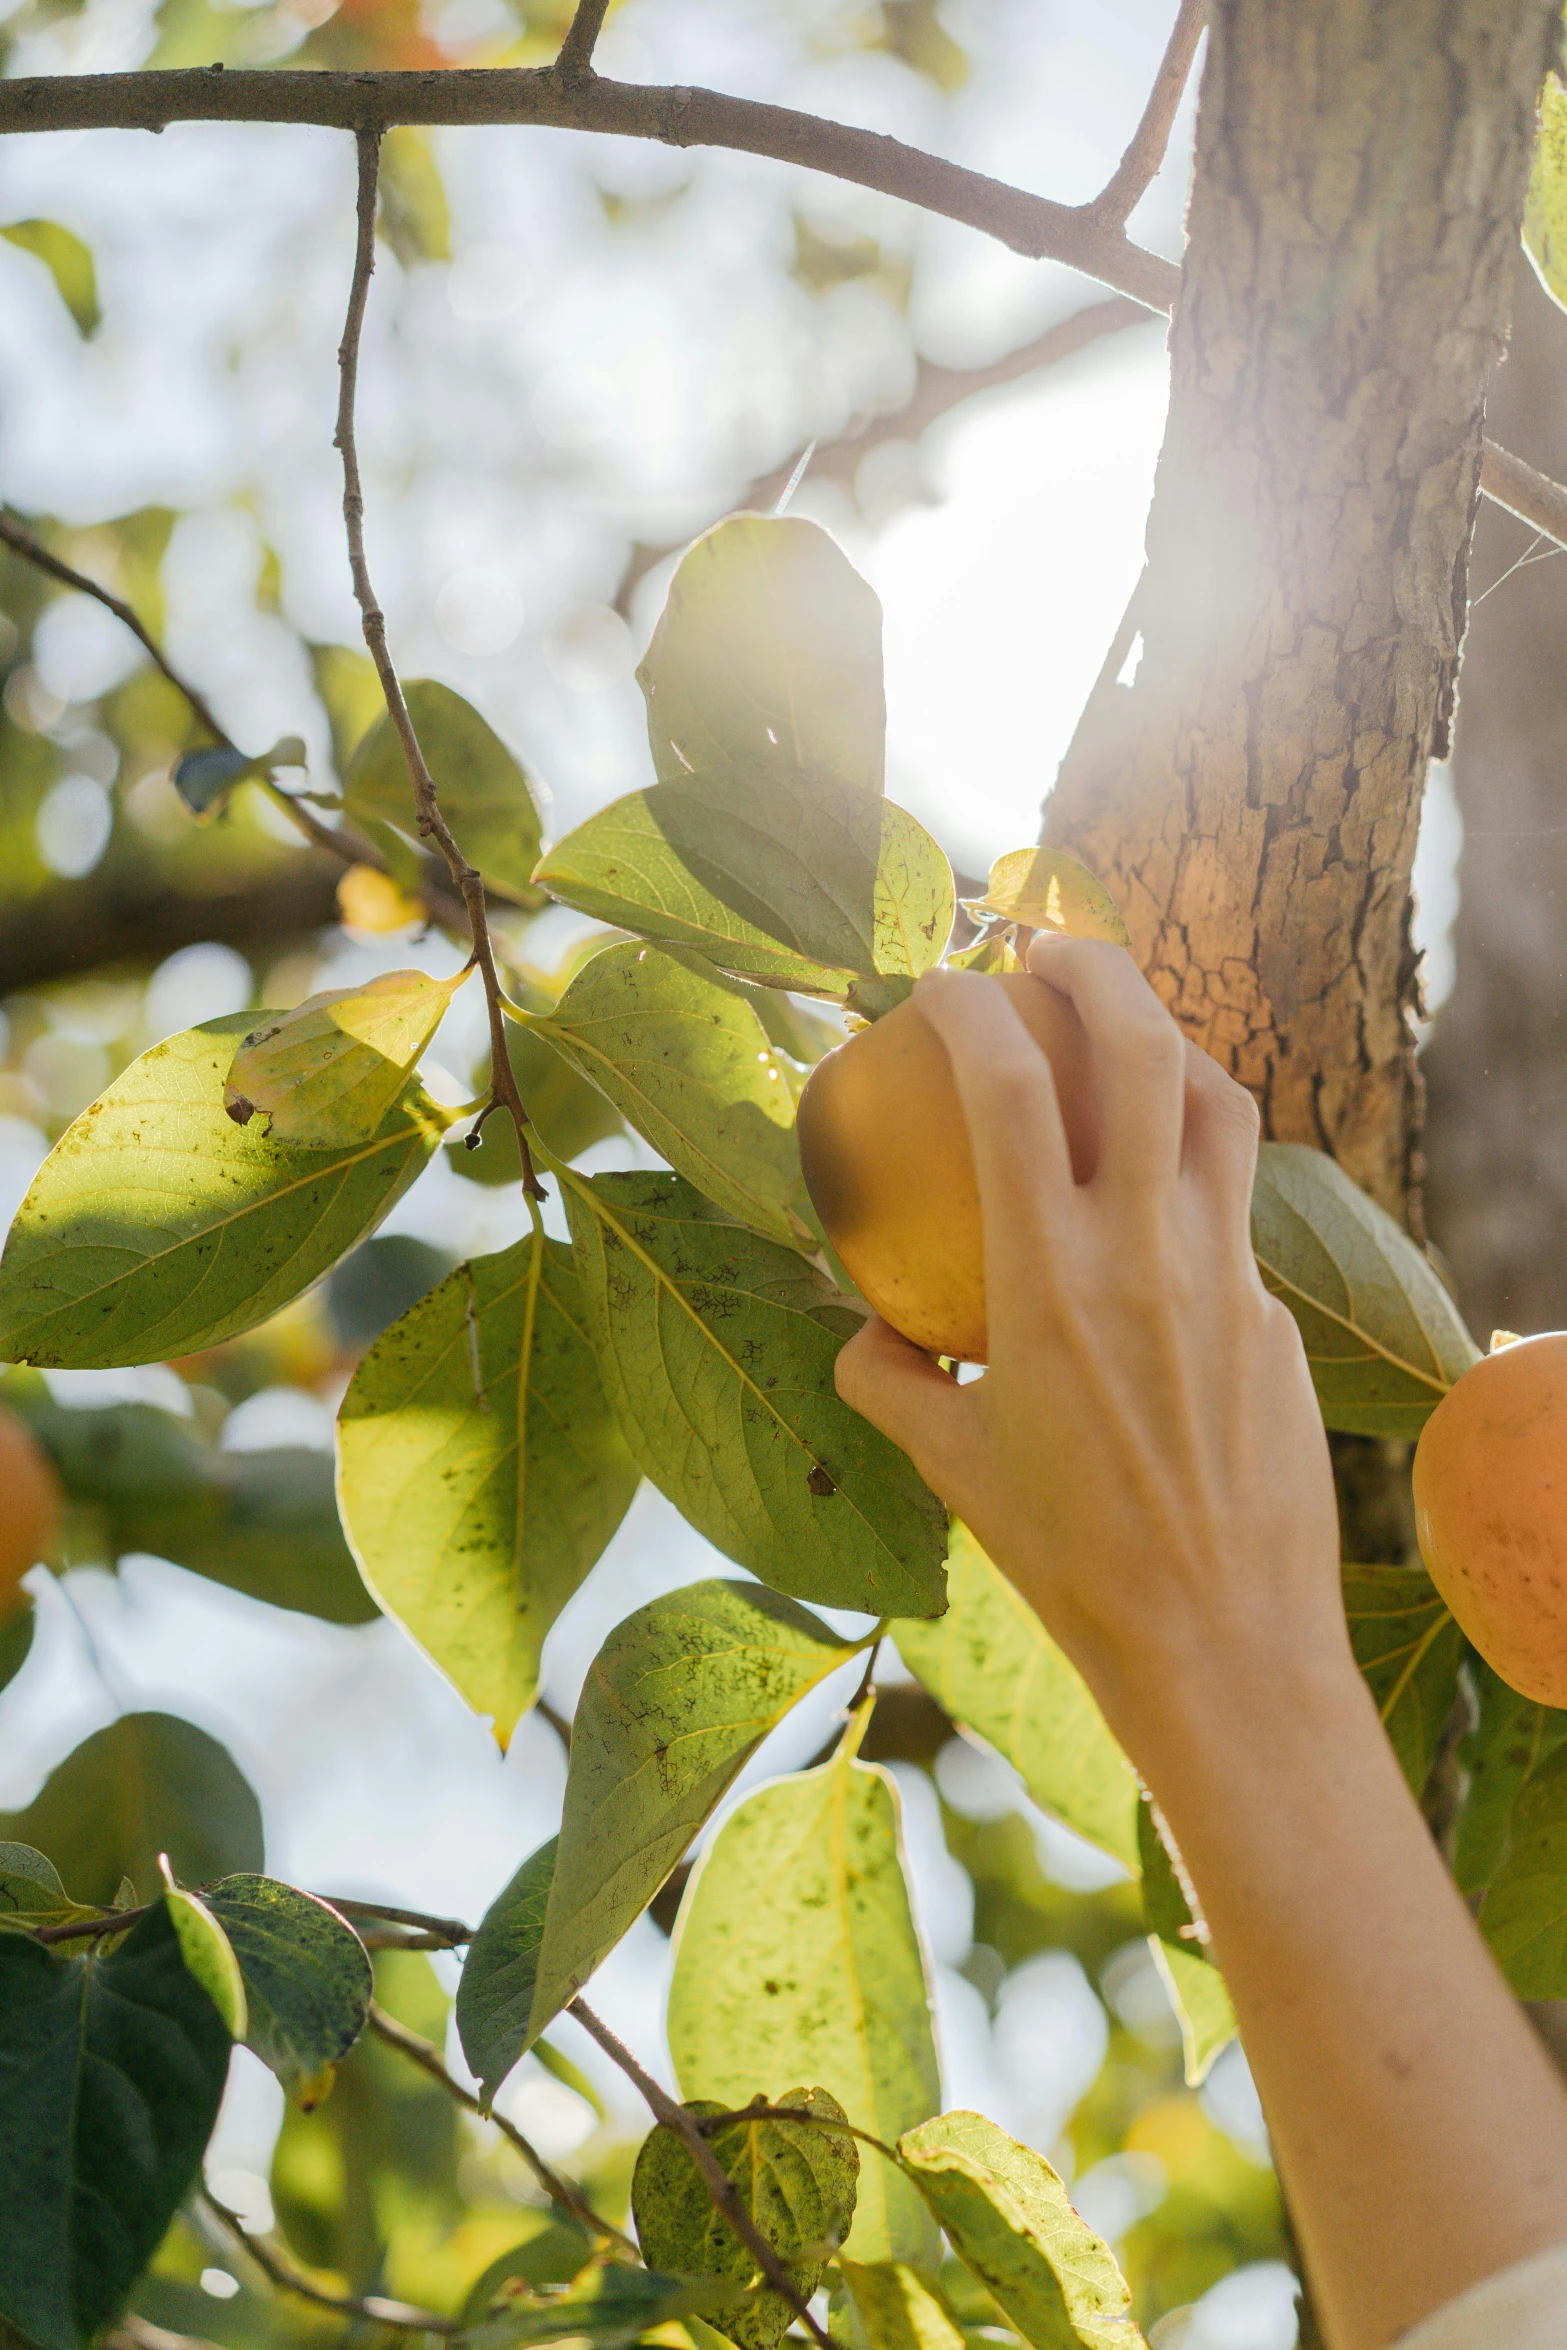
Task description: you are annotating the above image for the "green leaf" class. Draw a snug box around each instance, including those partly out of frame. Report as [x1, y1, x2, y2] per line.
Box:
[1456, 1666, 1567, 1905]
[450, 1020, 624, 1185]
[0, 1712, 264, 1907]
[527, 1583, 862, 2044]
[456, 1835, 557, 2110]
[1250, 1143, 1480, 1437]
[1, 218, 99, 335]
[345, 680, 545, 907]
[0, 1844, 98, 1937]
[1137, 1806, 1234, 2086]
[534, 785, 952, 1014]
[839, 2261, 966, 2350]
[463, 2263, 750, 2350]
[564, 1171, 948, 1619]
[1476, 1744, 1567, 1998]
[895, 2111, 1142, 2350]
[172, 733, 308, 820]
[959, 849, 1128, 946]
[225, 966, 470, 1148]
[533, 945, 811, 1248]
[460, 2218, 597, 2325]
[1525, 69, 1567, 312]
[0, 1900, 233, 2350]
[893, 1525, 1139, 1871]
[668, 1745, 940, 2267]
[632, 2088, 858, 2350]
[165, 1881, 247, 2038]
[0, 1605, 33, 1698]
[379, 125, 451, 266]
[1342, 1564, 1461, 1796]
[0, 1016, 445, 1367]
[204, 1875, 372, 2104]
[337, 1232, 638, 1743]
[639, 515, 884, 794]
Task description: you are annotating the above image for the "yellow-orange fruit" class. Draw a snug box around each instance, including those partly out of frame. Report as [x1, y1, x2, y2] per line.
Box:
[797, 974, 1097, 1363]
[1413, 1333, 1567, 1704]
[0, 1402, 60, 1619]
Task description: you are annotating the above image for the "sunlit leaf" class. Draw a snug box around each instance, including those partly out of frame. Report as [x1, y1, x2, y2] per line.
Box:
[0, 1017, 445, 1367]
[945, 933, 1024, 975]
[633, 2088, 858, 2350]
[565, 1170, 948, 1619]
[165, 1880, 248, 2039]
[464, 2262, 750, 2350]
[0, 1844, 99, 1938]
[0, 1901, 232, 2350]
[893, 1525, 1139, 1870]
[338, 1232, 638, 1743]
[839, 2260, 966, 2350]
[379, 125, 451, 266]
[527, 1583, 862, 2042]
[896, 2111, 1141, 2350]
[1525, 69, 1567, 313]
[668, 1743, 941, 2266]
[460, 2217, 597, 2325]
[1456, 1665, 1567, 1905]
[1250, 1143, 1480, 1436]
[1, 217, 100, 335]
[1139, 1804, 1234, 2086]
[959, 848, 1128, 946]
[0, 1712, 264, 1907]
[534, 944, 810, 1246]
[457, 1835, 558, 2110]
[226, 966, 469, 1148]
[345, 679, 545, 907]
[1342, 1564, 1461, 1796]
[639, 515, 885, 795]
[204, 1875, 372, 2104]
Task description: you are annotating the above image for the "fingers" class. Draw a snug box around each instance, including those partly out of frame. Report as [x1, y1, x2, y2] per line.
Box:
[911, 969, 1078, 1337]
[1180, 1038, 1262, 1237]
[835, 1315, 975, 1499]
[1024, 933, 1187, 1201]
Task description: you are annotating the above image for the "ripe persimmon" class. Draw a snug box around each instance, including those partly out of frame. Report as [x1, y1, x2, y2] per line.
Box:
[1412, 1333, 1567, 1705]
[796, 973, 1098, 1363]
[0, 1402, 60, 1620]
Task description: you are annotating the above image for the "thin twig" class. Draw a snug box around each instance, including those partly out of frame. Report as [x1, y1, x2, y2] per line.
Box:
[365, 2000, 635, 2252]
[108, 2317, 227, 2350]
[1087, 0, 1206, 227]
[554, 0, 611, 81]
[26, 1903, 149, 1947]
[569, 1998, 844, 2350]
[691, 2098, 901, 2168]
[1478, 439, 1567, 555]
[317, 1895, 472, 1942]
[334, 127, 544, 1199]
[201, 2189, 459, 2333]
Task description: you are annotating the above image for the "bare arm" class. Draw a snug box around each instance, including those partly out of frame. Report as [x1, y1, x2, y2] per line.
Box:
[836, 937, 1567, 2350]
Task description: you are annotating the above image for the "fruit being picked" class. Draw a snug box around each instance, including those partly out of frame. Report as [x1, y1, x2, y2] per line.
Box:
[0, 1400, 60, 1619]
[1412, 1333, 1567, 1705]
[796, 973, 1097, 1363]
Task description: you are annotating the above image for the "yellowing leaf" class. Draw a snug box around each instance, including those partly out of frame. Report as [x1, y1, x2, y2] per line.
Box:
[1, 218, 100, 335]
[1525, 70, 1567, 313]
[1147, 1938, 1235, 2089]
[164, 1885, 248, 2041]
[960, 849, 1128, 946]
[226, 967, 469, 1148]
[337, 863, 426, 933]
[839, 2262, 965, 2350]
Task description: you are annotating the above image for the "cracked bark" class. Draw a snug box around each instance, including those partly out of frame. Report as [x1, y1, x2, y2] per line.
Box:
[1043, 0, 1557, 1218]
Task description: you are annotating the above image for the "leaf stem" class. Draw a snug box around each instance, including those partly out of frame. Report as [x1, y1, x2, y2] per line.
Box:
[365, 2001, 636, 2253]
[334, 126, 544, 1200]
[201, 2189, 459, 2333]
[691, 2100, 902, 2169]
[26, 1903, 150, 1947]
[569, 1997, 846, 2350]
[317, 1894, 473, 1941]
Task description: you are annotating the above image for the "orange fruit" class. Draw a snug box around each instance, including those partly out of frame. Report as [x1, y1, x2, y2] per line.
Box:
[1412, 1333, 1567, 1703]
[796, 973, 1097, 1363]
[0, 1402, 61, 1619]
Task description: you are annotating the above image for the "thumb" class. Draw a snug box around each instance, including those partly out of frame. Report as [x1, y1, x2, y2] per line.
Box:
[835, 1315, 973, 1500]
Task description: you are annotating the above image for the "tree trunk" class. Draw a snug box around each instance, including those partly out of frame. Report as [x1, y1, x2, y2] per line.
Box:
[1043, 0, 1555, 1219]
[1422, 255, 1567, 1332]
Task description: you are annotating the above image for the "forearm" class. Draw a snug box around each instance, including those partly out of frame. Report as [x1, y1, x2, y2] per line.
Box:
[1134, 1657, 1567, 2350]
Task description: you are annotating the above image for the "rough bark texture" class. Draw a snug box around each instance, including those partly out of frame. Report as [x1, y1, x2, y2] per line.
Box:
[1044, 0, 1556, 1216]
[1423, 256, 1567, 1331]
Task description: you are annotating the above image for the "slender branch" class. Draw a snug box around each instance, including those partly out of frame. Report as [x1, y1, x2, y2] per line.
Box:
[365, 2000, 636, 2252]
[1087, 0, 1206, 227]
[201, 2190, 459, 2333]
[691, 2098, 902, 2168]
[318, 1895, 472, 1941]
[555, 0, 612, 82]
[1478, 438, 1567, 552]
[27, 1903, 149, 1946]
[108, 2318, 227, 2350]
[569, 1998, 844, 2350]
[335, 126, 544, 1198]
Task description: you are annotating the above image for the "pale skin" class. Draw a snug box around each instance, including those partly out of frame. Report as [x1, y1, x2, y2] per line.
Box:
[835, 935, 1567, 2350]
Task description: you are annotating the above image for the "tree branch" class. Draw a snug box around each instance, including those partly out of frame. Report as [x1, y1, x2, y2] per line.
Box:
[568, 1997, 844, 2350]
[201, 2189, 459, 2333]
[1478, 437, 1567, 551]
[1087, 0, 1206, 228]
[335, 125, 544, 1198]
[0, 858, 344, 997]
[319, 1895, 472, 1941]
[365, 2000, 636, 2252]
[554, 0, 611, 82]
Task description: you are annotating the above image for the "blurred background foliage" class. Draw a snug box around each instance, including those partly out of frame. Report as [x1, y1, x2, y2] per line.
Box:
[10, 0, 1541, 2342]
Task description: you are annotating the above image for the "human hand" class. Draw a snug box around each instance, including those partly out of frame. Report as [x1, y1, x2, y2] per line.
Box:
[835, 935, 1348, 1772]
